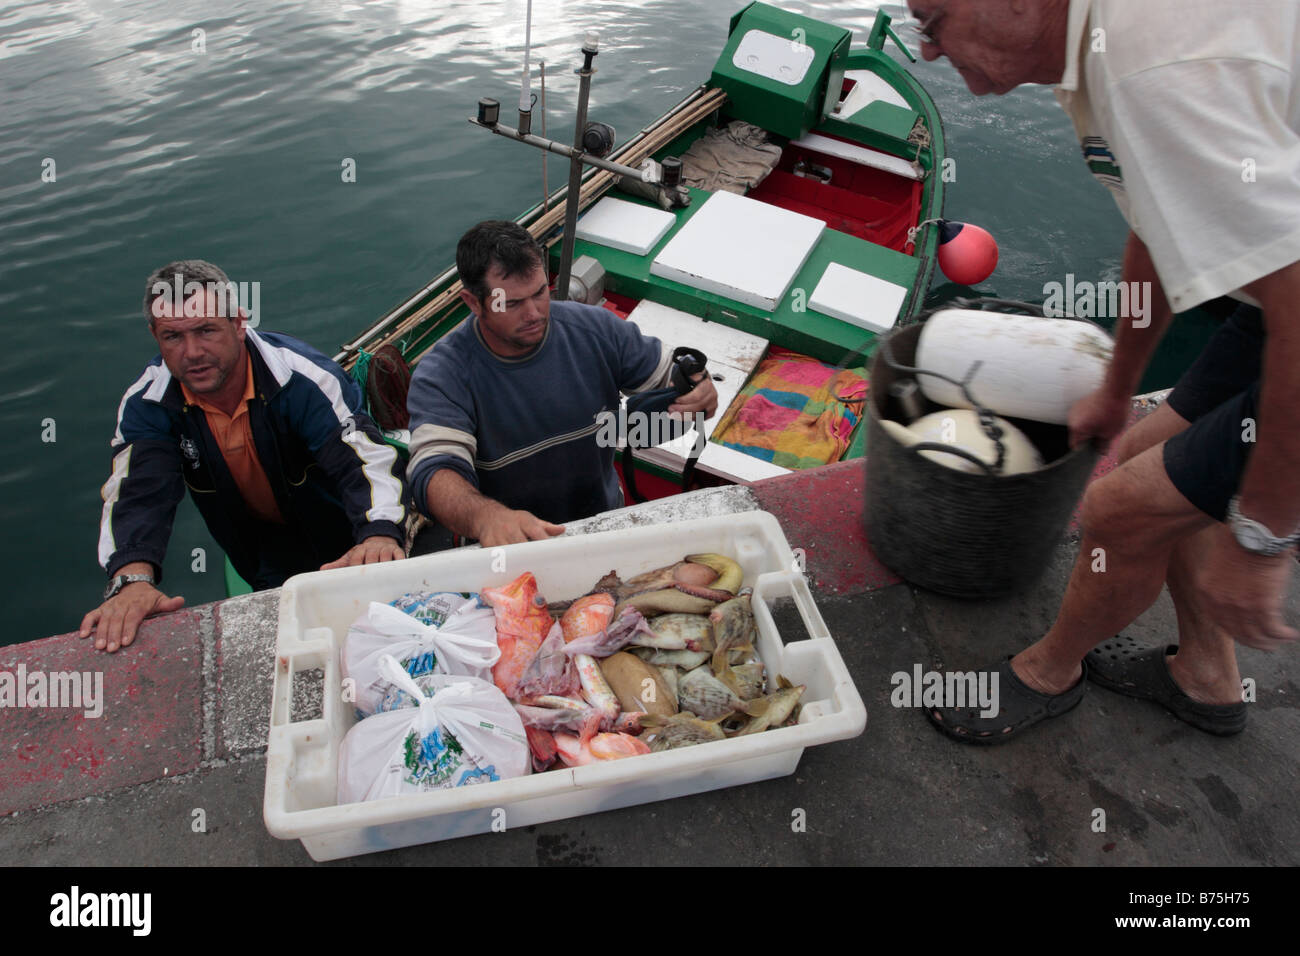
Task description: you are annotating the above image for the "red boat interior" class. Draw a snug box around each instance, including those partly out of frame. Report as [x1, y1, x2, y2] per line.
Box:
[748, 137, 923, 252]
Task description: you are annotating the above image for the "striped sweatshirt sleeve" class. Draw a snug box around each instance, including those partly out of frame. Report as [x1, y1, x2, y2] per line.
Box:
[405, 341, 479, 518]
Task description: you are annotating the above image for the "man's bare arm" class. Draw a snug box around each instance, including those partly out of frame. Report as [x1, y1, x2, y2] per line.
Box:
[320, 535, 406, 570]
[1238, 260, 1300, 534]
[1105, 231, 1176, 396]
[1069, 231, 1176, 446]
[425, 468, 564, 547]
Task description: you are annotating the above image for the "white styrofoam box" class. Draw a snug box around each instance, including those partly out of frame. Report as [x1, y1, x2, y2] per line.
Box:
[792, 131, 920, 181]
[808, 262, 909, 334]
[574, 196, 677, 256]
[263, 512, 864, 861]
[732, 29, 816, 86]
[650, 190, 825, 312]
[626, 299, 768, 372]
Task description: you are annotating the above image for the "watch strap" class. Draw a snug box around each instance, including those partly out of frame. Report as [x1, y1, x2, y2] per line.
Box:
[104, 572, 156, 601]
[1227, 496, 1300, 556]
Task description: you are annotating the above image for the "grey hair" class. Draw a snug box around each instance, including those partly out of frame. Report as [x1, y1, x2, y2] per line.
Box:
[143, 259, 233, 325]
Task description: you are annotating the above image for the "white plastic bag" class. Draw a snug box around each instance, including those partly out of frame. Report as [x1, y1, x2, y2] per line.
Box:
[337, 655, 530, 804]
[342, 595, 500, 715]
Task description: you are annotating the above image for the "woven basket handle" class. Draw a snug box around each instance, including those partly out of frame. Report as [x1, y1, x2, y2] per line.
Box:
[903, 441, 999, 476]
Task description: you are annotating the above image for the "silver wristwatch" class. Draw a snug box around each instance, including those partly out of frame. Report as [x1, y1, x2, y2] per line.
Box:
[104, 572, 156, 601]
[1226, 496, 1300, 556]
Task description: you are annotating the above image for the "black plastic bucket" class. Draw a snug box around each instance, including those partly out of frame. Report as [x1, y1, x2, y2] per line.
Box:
[863, 311, 1100, 599]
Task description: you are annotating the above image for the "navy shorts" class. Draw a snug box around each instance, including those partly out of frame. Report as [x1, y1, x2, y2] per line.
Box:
[1162, 304, 1262, 521]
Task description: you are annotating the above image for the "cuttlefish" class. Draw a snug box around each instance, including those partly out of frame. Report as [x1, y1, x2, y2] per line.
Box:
[551, 553, 746, 619]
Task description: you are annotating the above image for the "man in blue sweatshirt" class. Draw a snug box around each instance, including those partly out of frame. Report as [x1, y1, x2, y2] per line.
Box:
[407, 220, 718, 547]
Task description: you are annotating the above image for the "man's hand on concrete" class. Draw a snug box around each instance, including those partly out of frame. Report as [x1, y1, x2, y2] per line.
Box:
[1196, 524, 1300, 651]
[1068, 386, 1132, 450]
[321, 535, 405, 570]
[79, 583, 185, 654]
[476, 508, 565, 548]
[669, 371, 719, 420]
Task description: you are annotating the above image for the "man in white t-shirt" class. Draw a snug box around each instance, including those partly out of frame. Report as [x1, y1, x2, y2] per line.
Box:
[907, 0, 1300, 742]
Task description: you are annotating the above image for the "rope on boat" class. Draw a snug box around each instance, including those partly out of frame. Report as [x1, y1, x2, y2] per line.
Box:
[907, 116, 931, 178]
[905, 217, 944, 251]
[352, 348, 374, 392]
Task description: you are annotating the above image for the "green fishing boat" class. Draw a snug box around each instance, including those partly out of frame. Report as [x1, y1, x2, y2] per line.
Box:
[340, 3, 949, 495]
[220, 1, 1224, 596]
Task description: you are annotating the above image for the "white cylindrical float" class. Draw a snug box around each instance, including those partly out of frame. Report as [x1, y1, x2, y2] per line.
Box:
[915, 309, 1113, 425]
[881, 409, 1044, 475]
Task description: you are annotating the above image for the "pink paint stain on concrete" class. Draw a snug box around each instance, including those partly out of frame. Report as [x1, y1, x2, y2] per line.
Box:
[0, 609, 205, 814]
[750, 460, 902, 596]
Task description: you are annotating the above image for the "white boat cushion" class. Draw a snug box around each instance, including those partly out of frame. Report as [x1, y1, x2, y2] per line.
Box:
[574, 196, 678, 256]
[650, 190, 825, 311]
[808, 262, 909, 334]
[731, 29, 816, 86]
[831, 69, 909, 119]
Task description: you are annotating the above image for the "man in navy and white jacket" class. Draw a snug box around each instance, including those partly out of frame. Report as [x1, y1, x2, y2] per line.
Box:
[81, 260, 408, 653]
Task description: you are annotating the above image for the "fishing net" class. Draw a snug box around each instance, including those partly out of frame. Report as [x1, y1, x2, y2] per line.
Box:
[351, 344, 412, 431]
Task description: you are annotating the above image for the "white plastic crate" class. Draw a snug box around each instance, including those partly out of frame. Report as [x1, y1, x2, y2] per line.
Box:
[263, 511, 865, 861]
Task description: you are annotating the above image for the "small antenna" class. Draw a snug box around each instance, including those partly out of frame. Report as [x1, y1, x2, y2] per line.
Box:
[518, 0, 534, 134]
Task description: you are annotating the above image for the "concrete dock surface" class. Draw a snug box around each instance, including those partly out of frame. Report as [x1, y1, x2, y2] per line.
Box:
[3, 448, 1297, 869]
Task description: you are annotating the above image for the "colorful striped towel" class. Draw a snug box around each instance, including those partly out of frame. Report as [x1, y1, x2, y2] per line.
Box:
[712, 348, 868, 469]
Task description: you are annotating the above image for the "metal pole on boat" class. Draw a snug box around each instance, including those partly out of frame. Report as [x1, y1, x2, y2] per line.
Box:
[556, 32, 600, 301]
[470, 116, 652, 181]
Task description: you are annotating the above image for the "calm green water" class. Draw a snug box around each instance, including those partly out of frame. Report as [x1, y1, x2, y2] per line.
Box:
[1, 0, 1142, 645]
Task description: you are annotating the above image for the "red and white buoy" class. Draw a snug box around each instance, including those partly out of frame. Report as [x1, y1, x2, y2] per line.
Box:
[908, 219, 1000, 286]
[936, 220, 999, 286]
